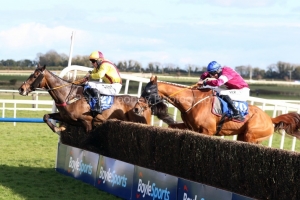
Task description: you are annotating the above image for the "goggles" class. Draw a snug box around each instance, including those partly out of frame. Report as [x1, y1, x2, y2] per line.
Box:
[209, 71, 218, 76]
[90, 59, 97, 64]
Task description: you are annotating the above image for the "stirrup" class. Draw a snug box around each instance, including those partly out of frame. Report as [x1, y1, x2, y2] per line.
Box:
[95, 107, 102, 114]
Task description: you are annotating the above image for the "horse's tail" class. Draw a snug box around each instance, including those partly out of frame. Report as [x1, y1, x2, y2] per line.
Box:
[152, 102, 176, 125]
[271, 112, 300, 139]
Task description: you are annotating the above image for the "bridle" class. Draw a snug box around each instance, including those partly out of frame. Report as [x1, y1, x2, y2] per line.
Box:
[134, 83, 165, 115]
[134, 97, 150, 115]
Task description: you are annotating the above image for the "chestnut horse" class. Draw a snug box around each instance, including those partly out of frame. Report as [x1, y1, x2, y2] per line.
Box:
[18, 64, 151, 134]
[134, 75, 300, 143]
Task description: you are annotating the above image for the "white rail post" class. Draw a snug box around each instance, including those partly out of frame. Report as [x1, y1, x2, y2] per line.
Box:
[268, 104, 278, 147]
[138, 81, 143, 97]
[124, 79, 129, 94]
[68, 31, 75, 68]
[173, 108, 178, 121]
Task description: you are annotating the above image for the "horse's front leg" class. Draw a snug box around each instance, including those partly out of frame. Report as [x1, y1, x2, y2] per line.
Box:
[168, 122, 188, 130]
[43, 113, 66, 134]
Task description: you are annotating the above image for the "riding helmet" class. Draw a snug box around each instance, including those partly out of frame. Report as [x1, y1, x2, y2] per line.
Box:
[89, 51, 104, 61]
[207, 61, 221, 72]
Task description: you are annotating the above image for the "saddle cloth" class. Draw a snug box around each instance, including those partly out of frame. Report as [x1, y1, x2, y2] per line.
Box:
[212, 96, 248, 122]
[83, 85, 114, 112]
[88, 95, 114, 112]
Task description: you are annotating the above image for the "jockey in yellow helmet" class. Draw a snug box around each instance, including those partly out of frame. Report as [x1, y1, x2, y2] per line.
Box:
[84, 51, 122, 114]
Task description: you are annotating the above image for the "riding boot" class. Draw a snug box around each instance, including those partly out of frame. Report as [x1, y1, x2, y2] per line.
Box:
[221, 95, 244, 120]
[91, 88, 102, 114]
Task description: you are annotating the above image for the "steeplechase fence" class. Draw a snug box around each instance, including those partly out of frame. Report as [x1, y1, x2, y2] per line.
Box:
[56, 120, 300, 200]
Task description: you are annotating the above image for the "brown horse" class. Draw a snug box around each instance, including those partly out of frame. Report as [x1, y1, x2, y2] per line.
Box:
[18, 64, 151, 134]
[134, 75, 300, 143]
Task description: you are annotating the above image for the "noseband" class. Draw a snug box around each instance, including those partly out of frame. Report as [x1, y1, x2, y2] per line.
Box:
[135, 97, 149, 115]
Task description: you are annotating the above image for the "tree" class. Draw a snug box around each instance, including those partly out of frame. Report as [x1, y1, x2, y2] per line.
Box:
[252, 67, 265, 80]
[276, 61, 293, 79]
[36, 50, 68, 67]
[146, 62, 156, 73]
[293, 66, 300, 80]
[235, 65, 250, 77]
[1, 59, 16, 67]
[163, 63, 177, 74]
[72, 55, 89, 66]
[18, 59, 35, 67]
[265, 64, 278, 79]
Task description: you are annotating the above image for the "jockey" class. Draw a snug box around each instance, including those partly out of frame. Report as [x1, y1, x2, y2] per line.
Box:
[84, 51, 122, 114]
[197, 61, 250, 120]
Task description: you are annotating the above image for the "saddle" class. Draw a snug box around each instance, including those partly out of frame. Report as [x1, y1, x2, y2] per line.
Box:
[212, 96, 248, 122]
[83, 85, 114, 112]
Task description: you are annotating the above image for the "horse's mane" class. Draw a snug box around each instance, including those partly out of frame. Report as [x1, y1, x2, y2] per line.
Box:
[46, 69, 73, 83]
[157, 80, 190, 88]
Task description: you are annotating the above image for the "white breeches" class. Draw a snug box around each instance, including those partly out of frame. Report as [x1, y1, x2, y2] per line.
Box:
[215, 87, 250, 101]
[87, 82, 122, 95]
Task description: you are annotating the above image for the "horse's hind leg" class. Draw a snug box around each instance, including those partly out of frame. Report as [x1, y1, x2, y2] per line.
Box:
[43, 113, 65, 134]
[237, 113, 273, 143]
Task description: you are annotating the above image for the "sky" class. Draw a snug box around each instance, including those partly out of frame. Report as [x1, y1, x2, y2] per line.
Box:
[0, 0, 299, 70]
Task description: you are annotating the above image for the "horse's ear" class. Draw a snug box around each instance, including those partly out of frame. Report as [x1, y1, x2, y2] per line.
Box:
[150, 75, 155, 81]
[150, 75, 157, 84]
[42, 65, 46, 70]
[153, 76, 157, 83]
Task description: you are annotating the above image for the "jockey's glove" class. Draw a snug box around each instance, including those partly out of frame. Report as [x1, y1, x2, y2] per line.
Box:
[84, 76, 90, 81]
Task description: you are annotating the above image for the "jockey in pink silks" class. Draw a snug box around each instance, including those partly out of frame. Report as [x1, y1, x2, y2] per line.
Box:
[197, 61, 250, 120]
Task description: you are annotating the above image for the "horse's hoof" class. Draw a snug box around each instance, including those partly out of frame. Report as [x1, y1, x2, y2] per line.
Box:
[53, 127, 61, 136]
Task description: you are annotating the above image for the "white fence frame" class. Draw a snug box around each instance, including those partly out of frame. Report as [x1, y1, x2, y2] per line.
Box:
[1, 65, 300, 151]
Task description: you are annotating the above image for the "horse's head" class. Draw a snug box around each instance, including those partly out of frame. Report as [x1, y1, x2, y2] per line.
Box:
[18, 64, 47, 96]
[133, 75, 163, 116]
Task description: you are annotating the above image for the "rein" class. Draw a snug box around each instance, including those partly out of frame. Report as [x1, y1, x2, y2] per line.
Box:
[40, 71, 86, 107]
[44, 77, 86, 91]
[159, 83, 212, 113]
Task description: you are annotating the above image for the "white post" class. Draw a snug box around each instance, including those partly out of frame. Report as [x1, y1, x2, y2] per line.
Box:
[68, 31, 75, 67]
[279, 129, 285, 149]
[124, 79, 129, 94]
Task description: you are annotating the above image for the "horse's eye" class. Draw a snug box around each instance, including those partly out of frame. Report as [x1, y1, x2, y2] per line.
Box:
[146, 90, 151, 94]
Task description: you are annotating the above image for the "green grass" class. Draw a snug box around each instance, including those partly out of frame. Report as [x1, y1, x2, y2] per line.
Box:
[0, 122, 121, 200]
